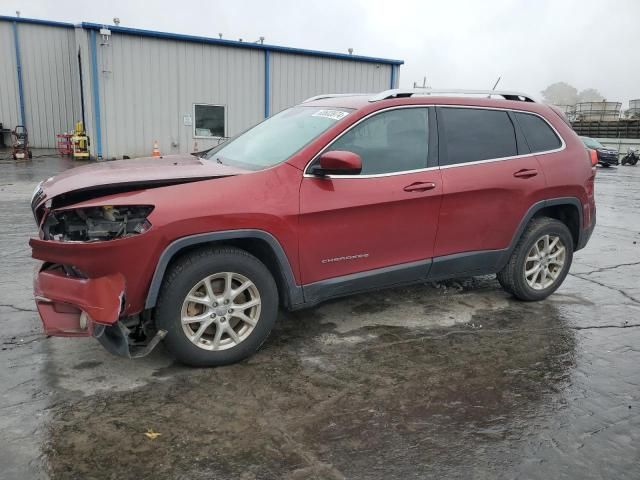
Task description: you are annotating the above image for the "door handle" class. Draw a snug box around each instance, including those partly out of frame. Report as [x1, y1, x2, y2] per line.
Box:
[513, 168, 538, 179]
[403, 181, 436, 192]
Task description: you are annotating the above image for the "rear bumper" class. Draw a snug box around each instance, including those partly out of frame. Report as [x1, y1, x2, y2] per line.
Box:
[34, 266, 125, 337]
[597, 154, 619, 166]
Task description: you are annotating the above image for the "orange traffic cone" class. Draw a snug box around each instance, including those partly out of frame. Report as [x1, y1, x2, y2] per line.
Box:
[152, 140, 161, 157]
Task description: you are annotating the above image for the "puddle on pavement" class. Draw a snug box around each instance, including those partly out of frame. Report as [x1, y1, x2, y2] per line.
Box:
[42, 289, 579, 479]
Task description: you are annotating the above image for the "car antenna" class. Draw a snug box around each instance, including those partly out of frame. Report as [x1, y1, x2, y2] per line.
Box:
[488, 76, 502, 98]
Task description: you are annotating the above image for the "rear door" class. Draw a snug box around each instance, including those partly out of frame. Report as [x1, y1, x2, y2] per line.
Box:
[299, 107, 442, 285]
[433, 106, 547, 265]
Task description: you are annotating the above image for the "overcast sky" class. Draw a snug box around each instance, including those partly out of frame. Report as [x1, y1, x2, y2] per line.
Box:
[4, 0, 638, 104]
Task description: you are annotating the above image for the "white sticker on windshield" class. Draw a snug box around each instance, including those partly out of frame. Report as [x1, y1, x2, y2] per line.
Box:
[312, 109, 349, 121]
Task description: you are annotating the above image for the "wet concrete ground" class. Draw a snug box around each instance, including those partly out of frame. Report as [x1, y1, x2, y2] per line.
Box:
[1, 151, 639, 479]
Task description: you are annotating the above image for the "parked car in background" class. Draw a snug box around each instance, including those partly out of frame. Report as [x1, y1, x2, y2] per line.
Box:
[580, 136, 619, 167]
[30, 89, 597, 367]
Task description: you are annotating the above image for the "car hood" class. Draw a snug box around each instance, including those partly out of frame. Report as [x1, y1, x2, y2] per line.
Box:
[33, 154, 247, 208]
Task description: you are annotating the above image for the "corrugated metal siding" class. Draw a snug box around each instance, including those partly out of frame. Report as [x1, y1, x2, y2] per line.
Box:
[97, 33, 264, 159]
[0, 21, 21, 132]
[269, 52, 393, 114]
[17, 23, 80, 148]
[2, 17, 402, 158]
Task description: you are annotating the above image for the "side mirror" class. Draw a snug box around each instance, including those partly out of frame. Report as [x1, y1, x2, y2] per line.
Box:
[312, 150, 362, 176]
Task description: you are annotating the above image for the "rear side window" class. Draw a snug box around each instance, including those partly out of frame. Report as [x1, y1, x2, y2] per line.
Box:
[439, 108, 517, 165]
[514, 112, 562, 153]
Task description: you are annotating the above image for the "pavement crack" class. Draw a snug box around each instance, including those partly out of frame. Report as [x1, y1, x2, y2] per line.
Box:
[569, 273, 640, 304]
[0, 303, 37, 313]
[578, 261, 640, 275]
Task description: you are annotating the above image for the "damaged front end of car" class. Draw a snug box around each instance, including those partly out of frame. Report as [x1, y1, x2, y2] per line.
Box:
[30, 195, 167, 358]
[28, 154, 245, 359]
[42, 205, 154, 242]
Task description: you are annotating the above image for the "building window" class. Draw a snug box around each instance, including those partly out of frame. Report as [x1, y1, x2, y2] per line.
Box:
[194, 104, 226, 138]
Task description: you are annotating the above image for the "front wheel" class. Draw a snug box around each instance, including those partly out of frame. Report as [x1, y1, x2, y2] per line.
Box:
[497, 218, 573, 301]
[155, 247, 278, 367]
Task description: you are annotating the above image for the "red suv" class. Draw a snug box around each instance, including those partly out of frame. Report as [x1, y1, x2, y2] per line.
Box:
[30, 89, 596, 366]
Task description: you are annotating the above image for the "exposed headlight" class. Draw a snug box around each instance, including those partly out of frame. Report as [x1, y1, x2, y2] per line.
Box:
[31, 181, 44, 203]
[43, 205, 154, 242]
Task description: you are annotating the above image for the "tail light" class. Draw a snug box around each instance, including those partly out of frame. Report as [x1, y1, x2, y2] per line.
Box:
[589, 148, 598, 167]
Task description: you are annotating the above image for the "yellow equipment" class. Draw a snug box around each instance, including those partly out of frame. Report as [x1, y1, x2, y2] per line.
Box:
[71, 121, 90, 159]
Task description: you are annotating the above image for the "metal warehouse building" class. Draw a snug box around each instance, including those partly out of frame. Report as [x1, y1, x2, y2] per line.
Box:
[0, 15, 403, 159]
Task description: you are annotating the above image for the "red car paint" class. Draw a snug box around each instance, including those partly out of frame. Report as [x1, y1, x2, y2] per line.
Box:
[34, 268, 124, 336]
[30, 94, 596, 344]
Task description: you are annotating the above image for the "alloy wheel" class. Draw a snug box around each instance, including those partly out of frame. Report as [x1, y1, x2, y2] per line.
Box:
[180, 272, 261, 351]
[524, 234, 566, 290]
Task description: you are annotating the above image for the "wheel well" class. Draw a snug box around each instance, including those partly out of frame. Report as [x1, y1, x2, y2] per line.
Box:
[166, 238, 292, 308]
[533, 204, 580, 248]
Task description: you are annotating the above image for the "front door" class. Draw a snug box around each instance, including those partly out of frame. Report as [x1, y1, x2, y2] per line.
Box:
[299, 107, 442, 286]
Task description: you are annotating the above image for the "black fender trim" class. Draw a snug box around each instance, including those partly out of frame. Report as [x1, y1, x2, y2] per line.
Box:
[500, 197, 584, 266]
[144, 229, 304, 309]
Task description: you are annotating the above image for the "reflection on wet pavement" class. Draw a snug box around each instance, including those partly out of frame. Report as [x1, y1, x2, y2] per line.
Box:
[1, 153, 639, 479]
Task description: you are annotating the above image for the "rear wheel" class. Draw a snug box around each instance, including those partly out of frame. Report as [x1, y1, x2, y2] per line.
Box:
[497, 217, 573, 301]
[156, 247, 278, 367]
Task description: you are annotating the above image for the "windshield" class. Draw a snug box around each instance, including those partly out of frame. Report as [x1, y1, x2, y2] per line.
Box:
[203, 106, 352, 170]
[581, 137, 604, 149]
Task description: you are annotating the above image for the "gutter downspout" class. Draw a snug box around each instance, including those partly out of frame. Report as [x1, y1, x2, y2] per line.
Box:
[89, 29, 103, 159]
[12, 21, 26, 127]
[264, 49, 271, 118]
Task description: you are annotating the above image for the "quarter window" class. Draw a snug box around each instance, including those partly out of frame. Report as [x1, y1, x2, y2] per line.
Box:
[194, 104, 225, 138]
[514, 112, 562, 152]
[327, 108, 429, 175]
[440, 108, 517, 165]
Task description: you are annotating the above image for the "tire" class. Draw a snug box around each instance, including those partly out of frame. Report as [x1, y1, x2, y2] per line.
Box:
[497, 217, 573, 301]
[155, 246, 278, 367]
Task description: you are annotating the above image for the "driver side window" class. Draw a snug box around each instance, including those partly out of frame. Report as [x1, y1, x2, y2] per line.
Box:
[328, 108, 429, 175]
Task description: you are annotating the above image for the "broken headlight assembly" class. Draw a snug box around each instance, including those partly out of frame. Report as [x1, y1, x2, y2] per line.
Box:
[43, 205, 154, 241]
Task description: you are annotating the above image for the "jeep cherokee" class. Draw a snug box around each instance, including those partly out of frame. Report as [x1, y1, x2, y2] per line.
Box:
[30, 89, 597, 366]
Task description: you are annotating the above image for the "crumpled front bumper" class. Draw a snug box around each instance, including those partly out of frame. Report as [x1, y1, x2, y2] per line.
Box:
[33, 265, 167, 357]
[33, 266, 125, 337]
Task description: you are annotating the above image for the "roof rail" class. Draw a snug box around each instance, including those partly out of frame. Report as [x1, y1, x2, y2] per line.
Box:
[302, 93, 370, 103]
[369, 88, 535, 103]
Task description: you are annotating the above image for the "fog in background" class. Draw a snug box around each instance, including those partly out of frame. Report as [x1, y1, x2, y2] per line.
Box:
[3, 0, 638, 104]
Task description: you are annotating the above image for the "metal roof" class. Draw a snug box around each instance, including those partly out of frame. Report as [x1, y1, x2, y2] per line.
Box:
[0, 15, 404, 65]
